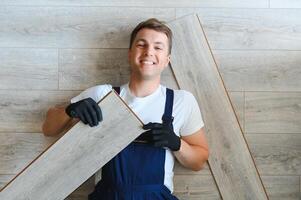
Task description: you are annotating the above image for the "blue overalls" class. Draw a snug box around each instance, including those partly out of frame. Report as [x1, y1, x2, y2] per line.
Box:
[88, 87, 179, 200]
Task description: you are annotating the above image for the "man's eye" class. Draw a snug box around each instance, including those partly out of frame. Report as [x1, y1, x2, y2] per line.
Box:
[155, 47, 163, 50]
[137, 44, 145, 47]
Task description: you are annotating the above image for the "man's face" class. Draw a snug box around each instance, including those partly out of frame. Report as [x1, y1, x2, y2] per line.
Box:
[128, 28, 170, 81]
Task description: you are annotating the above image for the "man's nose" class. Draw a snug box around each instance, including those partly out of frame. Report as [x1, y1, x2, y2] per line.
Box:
[144, 47, 154, 56]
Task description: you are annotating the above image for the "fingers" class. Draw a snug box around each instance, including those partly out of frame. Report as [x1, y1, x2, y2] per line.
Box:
[79, 98, 102, 127]
[78, 112, 88, 125]
[135, 131, 152, 141]
[93, 104, 103, 122]
[83, 110, 94, 127]
[143, 122, 163, 130]
[86, 103, 98, 126]
[153, 140, 168, 148]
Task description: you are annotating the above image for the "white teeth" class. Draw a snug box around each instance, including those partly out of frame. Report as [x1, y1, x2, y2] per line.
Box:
[142, 61, 154, 65]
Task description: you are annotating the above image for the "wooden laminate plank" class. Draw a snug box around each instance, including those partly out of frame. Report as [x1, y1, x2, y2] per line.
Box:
[0, 6, 174, 48]
[245, 92, 301, 134]
[246, 133, 301, 175]
[0, 0, 269, 8]
[270, 0, 301, 8]
[261, 176, 300, 200]
[0, 90, 80, 133]
[59, 49, 127, 90]
[0, 175, 14, 190]
[0, 132, 57, 174]
[0, 48, 58, 90]
[0, 91, 143, 200]
[168, 14, 268, 199]
[213, 50, 301, 92]
[228, 92, 244, 131]
[173, 175, 221, 200]
[176, 8, 301, 50]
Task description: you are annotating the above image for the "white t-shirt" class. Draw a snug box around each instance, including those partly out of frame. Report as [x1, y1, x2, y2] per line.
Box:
[70, 83, 204, 192]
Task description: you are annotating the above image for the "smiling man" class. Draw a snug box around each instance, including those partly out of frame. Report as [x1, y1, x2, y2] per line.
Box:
[42, 18, 209, 200]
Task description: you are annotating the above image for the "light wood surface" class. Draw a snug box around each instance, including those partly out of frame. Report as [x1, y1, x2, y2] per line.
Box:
[0, 0, 268, 8]
[176, 8, 301, 50]
[213, 50, 301, 92]
[245, 92, 301, 134]
[0, 91, 143, 200]
[168, 14, 268, 199]
[0, 6, 174, 48]
[0, 90, 80, 133]
[0, 1, 300, 199]
[246, 133, 301, 175]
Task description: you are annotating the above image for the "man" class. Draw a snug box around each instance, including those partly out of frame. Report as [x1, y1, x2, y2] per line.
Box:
[42, 18, 209, 200]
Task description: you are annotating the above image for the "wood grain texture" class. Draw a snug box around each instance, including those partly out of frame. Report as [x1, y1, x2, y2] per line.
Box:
[228, 92, 244, 131]
[246, 133, 301, 175]
[213, 50, 301, 92]
[168, 14, 267, 199]
[59, 49, 128, 90]
[174, 160, 211, 175]
[0, 175, 14, 190]
[0, 0, 269, 8]
[173, 175, 221, 200]
[176, 8, 301, 50]
[0, 132, 57, 174]
[261, 176, 300, 200]
[245, 92, 301, 134]
[0, 48, 58, 90]
[0, 90, 80, 133]
[0, 91, 143, 200]
[0, 6, 174, 48]
[270, 0, 301, 8]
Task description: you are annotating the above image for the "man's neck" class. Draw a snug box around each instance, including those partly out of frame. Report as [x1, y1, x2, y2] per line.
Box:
[128, 77, 160, 97]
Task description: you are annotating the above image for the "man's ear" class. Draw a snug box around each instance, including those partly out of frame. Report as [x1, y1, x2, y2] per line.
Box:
[165, 54, 171, 68]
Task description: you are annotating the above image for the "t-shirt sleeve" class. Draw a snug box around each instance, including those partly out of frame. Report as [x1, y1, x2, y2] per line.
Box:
[70, 84, 112, 104]
[180, 91, 205, 137]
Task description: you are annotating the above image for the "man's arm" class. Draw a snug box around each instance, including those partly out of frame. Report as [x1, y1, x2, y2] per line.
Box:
[173, 127, 209, 171]
[42, 97, 103, 137]
[42, 103, 79, 137]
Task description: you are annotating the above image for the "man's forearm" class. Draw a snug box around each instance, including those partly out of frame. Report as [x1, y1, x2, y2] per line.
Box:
[173, 139, 209, 171]
[42, 106, 75, 136]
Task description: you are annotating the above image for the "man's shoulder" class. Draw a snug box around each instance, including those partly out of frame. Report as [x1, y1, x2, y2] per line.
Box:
[86, 84, 113, 94]
[71, 84, 112, 103]
[172, 88, 194, 101]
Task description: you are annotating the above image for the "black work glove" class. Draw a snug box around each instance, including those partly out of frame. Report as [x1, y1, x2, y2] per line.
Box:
[141, 121, 181, 151]
[65, 97, 102, 127]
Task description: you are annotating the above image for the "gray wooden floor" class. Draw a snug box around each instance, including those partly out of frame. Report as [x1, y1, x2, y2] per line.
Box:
[0, 1, 300, 199]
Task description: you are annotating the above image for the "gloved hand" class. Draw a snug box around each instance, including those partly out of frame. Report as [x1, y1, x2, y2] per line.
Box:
[65, 97, 102, 127]
[141, 121, 181, 151]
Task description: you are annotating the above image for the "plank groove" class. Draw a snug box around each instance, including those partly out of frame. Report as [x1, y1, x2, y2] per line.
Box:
[213, 50, 301, 92]
[0, 48, 58, 90]
[246, 134, 301, 175]
[0, 132, 57, 174]
[0, 91, 143, 200]
[245, 92, 301, 134]
[0, 90, 80, 133]
[176, 8, 301, 50]
[0, 6, 175, 48]
[168, 14, 268, 199]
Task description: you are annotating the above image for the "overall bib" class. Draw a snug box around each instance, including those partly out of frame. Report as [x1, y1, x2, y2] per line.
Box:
[88, 87, 179, 200]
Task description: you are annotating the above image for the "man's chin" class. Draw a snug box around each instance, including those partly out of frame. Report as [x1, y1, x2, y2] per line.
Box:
[140, 73, 160, 81]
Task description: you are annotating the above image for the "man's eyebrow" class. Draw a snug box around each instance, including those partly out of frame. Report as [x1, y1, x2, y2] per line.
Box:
[136, 39, 165, 46]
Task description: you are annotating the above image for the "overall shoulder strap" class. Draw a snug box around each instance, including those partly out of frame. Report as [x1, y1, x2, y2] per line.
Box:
[162, 88, 174, 124]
